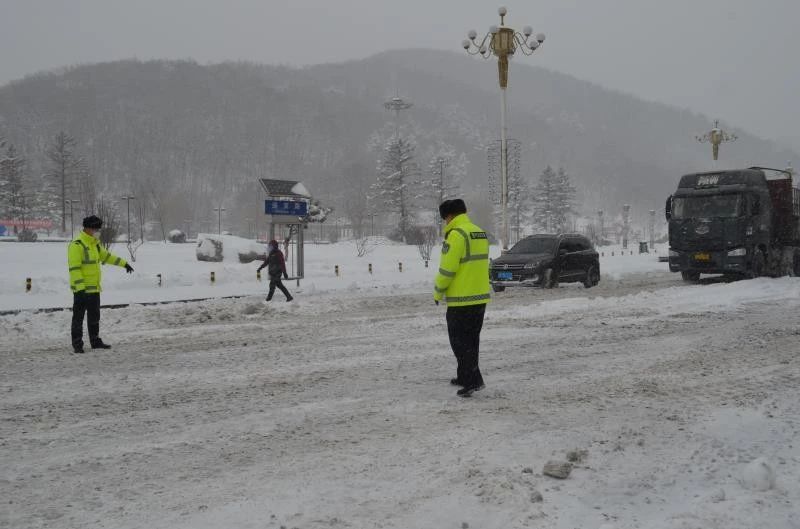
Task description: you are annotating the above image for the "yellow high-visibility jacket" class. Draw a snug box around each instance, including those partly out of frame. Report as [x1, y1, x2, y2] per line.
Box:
[433, 213, 491, 307]
[67, 231, 128, 293]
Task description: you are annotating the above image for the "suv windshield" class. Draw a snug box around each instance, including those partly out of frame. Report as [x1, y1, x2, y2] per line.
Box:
[672, 194, 742, 219]
[509, 237, 556, 254]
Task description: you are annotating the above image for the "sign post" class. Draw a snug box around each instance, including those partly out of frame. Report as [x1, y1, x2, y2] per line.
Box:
[259, 179, 313, 285]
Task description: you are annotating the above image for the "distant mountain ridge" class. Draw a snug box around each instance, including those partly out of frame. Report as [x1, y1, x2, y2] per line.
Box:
[0, 50, 796, 231]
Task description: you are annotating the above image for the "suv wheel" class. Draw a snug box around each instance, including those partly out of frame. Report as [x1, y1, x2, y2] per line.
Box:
[492, 284, 506, 293]
[583, 264, 600, 288]
[542, 267, 558, 289]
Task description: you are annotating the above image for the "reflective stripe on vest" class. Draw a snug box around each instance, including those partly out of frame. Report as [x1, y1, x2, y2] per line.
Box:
[438, 268, 456, 277]
[75, 240, 95, 264]
[448, 227, 488, 264]
[445, 293, 491, 303]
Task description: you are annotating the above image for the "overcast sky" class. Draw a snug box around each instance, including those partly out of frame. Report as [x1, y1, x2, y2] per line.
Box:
[1, 0, 798, 151]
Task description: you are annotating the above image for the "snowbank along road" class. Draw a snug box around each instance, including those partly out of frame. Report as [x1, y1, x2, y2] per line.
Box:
[1, 273, 799, 529]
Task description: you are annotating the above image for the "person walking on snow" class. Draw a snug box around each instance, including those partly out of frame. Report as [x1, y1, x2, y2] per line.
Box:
[67, 215, 134, 354]
[433, 199, 491, 397]
[258, 240, 293, 302]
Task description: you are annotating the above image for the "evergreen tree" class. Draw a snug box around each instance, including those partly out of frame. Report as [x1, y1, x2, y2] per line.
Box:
[531, 165, 576, 233]
[0, 143, 31, 231]
[372, 137, 418, 243]
[552, 167, 577, 231]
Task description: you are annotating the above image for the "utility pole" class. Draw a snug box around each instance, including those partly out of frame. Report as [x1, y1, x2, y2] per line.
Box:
[121, 196, 136, 243]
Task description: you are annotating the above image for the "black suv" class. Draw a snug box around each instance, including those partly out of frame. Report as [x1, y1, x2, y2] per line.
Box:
[490, 234, 600, 292]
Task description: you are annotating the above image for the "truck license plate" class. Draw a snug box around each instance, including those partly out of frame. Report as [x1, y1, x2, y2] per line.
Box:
[497, 271, 513, 280]
[693, 252, 710, 261]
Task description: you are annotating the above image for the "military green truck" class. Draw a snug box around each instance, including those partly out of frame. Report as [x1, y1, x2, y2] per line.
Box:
[666, 166, 800, 281]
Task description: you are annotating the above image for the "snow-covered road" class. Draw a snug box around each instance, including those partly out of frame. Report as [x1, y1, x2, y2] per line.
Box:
[2, 276, 799, 529]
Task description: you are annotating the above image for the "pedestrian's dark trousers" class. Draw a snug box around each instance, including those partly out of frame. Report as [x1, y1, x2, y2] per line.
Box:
[71, 293, 101, 348]
[267, 279, 291, 300]
[446, 304, 486, 387]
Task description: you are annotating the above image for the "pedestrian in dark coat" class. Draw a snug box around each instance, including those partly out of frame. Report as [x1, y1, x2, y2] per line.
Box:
[258, 240, 293, 302]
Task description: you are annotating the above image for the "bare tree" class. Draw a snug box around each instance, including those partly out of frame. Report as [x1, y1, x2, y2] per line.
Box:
[46, 132, 85, 234]
[92, 196, 120, 250]
[416, 226, 438, 262]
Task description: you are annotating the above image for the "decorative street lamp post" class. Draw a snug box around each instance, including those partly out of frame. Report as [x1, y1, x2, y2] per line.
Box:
[463, 6, 545, 250]
[696, 119, 737, 162]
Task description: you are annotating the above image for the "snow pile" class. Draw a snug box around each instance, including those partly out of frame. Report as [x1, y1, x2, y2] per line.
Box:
[195, 233, 265, 263]
[741, 458, 776, 491]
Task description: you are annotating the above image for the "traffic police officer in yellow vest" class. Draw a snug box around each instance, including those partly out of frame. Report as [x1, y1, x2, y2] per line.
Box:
[433, 199, 491, 397]
[68, 215, 134, 354]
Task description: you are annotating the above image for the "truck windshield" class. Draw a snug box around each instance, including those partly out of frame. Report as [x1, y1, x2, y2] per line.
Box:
[509, 237, 556, 254]
[672, 194, 742, 219]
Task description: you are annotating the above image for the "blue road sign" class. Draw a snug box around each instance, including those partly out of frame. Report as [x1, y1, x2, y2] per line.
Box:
[265, 200, 308, 216]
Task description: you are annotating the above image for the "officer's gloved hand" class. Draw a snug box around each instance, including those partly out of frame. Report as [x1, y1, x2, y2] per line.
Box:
[284, 273, 289, 280]
[125, 264, 134, 274]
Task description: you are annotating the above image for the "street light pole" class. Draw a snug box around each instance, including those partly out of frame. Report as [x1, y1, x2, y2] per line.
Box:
[213, 207, 226, 235]
[464, 6, 545, 250]
[121, 196, 135, 243]
[183, 219, 192, 240]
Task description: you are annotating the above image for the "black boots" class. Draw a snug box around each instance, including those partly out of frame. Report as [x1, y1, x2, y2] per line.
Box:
[457, 383, 485, 398]
[91, 340, 111, 350]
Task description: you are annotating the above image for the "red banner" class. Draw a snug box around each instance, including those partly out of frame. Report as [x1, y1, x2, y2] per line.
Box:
[0, 219, 54, 229]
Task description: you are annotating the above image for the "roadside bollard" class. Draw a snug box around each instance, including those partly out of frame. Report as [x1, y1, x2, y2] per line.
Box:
[26, 278, 31, 293]
[368, 263, 373, 274]
[399, 262, 403, 273]
[335, 265, 340, 277]
[256, 269, 261, 281]
[157, 273, 162, 287]
[210, 271, 216, 284]
[611, 251, 615, 256]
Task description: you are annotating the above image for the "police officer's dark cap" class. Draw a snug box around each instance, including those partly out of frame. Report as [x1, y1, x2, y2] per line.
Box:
[82, 215, 103, 229]
[439, 199, 467, 219]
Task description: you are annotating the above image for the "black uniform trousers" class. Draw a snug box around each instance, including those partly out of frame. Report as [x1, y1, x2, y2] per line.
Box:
[71, 292, 101, 348]
[446, 303, 486, 388]
[267, 278, 292, 300]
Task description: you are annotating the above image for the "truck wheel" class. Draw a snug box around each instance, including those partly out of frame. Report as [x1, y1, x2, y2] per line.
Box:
[681, 271, 700, 282]
[583, 265, 600, 288]
[749, 250, 765, 279]
[492, 284, 506, 293]
[543, 268, 558, 289]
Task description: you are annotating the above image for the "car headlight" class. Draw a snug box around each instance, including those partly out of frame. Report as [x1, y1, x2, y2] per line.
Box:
[727, 248, 746, 257]
[669, 250, 679, 257]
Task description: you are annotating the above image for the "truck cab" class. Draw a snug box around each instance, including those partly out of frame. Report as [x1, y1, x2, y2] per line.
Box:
[666, 167, 800, 280]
